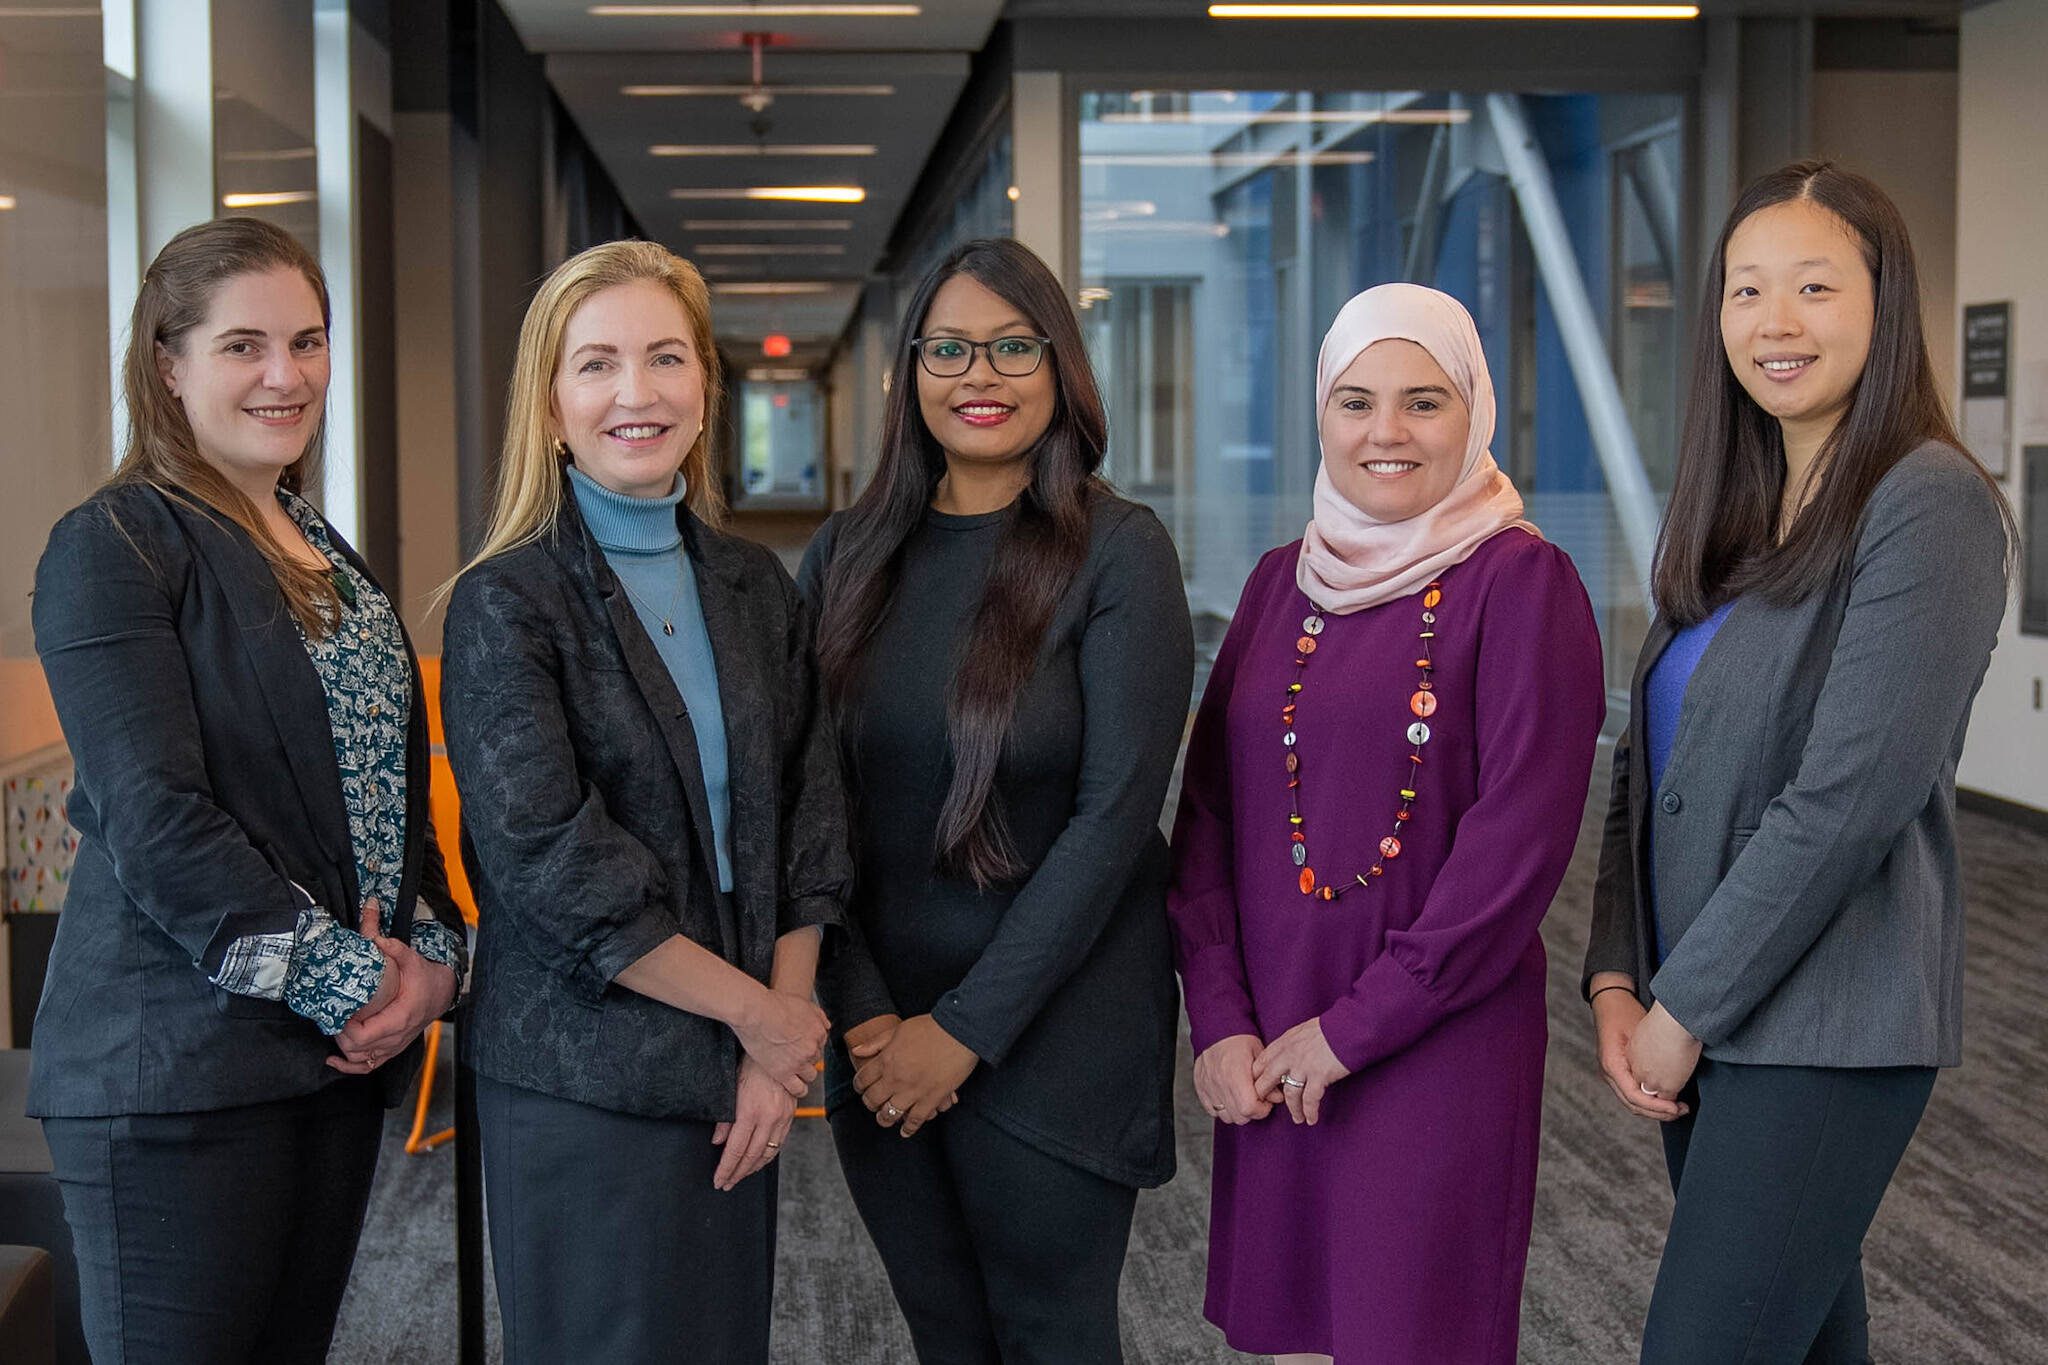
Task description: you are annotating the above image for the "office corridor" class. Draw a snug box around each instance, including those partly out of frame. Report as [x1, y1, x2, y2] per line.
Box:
[329, 770, 2048, 1364]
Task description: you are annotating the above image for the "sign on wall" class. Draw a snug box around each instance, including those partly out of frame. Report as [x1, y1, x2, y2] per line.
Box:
[1963, 302, 2011, 477]
[2025, 445, 2048, 639]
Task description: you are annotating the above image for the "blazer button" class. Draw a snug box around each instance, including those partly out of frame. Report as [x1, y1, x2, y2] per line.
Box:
[1660, 791, 1682, 814]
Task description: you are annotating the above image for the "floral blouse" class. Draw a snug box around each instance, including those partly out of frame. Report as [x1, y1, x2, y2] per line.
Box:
[208, 492, 464, 1035]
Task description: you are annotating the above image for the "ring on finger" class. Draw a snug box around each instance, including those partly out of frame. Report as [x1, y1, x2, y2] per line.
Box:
[1281, 1074, 1306, 1089]
[883, 1104, 902, 1119]
[1639, 1081, 1661, 1097]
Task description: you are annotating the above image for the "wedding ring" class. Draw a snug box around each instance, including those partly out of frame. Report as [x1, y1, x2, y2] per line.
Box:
[884, 1104, 902, 1118]
[764, 1141, 781, 1149]
[1281, 1075, 1306, 1089]
[1639, 1082, 1661, 1097]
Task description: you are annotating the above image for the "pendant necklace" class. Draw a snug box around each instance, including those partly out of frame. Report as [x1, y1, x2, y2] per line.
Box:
[618, 571, 686, 636]
[1284, 579, 1443, 901]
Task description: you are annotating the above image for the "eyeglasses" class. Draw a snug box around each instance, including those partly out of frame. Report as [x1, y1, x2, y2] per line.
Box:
[909, 334, 1052, 378]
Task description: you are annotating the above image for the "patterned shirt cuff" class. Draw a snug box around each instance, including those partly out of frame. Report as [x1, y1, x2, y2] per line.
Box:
[410, 917, 466, 976]
[282, 909, 387, 1036]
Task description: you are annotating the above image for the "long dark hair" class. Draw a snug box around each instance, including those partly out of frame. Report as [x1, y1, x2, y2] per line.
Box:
[113, 216, 339, 635]
[816, 238, 1109, 888]
[1654, 160, 2014, 624]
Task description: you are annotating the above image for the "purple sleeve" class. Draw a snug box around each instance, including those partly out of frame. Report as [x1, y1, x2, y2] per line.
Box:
[1167, 555, 1275, 1056]
[1318, 542, 1606, 1073]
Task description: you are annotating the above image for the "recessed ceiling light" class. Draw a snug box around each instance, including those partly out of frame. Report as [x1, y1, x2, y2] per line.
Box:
[1081, 152, 1378, 168]
[748, 367, 813, 382]
[592, 4, 920, 16]
[670, 187, 867, 204]
[219, 146, 319, 162]
[222, 190, 318, 208]
[0, 7, 101, 16]
[0, 195, 16, 210]
[651, 144, 876, 157]
[623, 84, 896, 97]
[694, 243, 848, 256]
[682, 218, 855, 231]
[1098, 108, 1470, 125]
[1209, 4, 1697, 17]
[711, 282, 838, 295]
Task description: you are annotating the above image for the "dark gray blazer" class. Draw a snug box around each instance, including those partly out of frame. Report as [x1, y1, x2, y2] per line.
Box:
[28, 483, 464, 1118]
[441, 480, 850, 1121]
[1585, 444, 2008, 1068]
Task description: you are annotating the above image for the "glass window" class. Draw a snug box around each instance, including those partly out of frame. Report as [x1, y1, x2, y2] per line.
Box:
[212, 0, 319, 255]
[735, 376, 826, 508]
[0, 5, 111, 759]
[1079, 88, 1686, 708]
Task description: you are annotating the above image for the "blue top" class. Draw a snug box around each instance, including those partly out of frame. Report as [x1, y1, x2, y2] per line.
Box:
[568, 466, 733, 893]
[1643, 597, 1737, 959]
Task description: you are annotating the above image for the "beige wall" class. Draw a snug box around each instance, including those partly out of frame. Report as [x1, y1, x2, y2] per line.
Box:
[1810, 68, 1959, 410]
[1954, 0, 2048, 812]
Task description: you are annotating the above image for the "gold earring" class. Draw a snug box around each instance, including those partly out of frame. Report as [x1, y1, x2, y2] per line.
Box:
[554, 438, 569, 459]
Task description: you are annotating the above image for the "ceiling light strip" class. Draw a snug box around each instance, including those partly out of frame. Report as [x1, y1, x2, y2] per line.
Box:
[651, 144, 876, 157]
[694, 243, 848, 255]
[591, 4, 920, 16]
[670, 186, 867, 203]
[682, 218, 855, 231]
[1209, 4, 1697, 18]
[222, 190, 318, 208]
[623, 84, 896, 97]
[711, 282, 838, 295]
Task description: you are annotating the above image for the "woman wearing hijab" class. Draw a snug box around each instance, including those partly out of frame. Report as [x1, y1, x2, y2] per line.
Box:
[1169, 283, 1605, 1364]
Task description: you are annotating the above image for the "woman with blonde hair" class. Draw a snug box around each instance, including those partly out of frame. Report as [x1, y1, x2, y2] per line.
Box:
[440, 239, 850, 1362]
[31, 215, 465, 1363]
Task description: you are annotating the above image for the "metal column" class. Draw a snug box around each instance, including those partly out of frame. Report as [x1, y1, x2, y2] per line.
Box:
[1484, 93, 1660, 586]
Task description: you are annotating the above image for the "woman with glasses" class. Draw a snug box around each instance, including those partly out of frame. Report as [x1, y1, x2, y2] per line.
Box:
[800, 237, 1192, 1364]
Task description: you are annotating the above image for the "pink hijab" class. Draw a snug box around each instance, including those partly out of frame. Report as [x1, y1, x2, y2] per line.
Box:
[1296, 283, 1534, 614]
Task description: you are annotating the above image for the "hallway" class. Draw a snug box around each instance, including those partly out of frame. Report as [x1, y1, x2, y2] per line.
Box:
[330, 769, 2048, 1364]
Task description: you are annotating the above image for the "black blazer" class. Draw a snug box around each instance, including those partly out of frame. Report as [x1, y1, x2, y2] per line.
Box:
[27, 482, 464, 1118]
[440, 481, 850, 1121]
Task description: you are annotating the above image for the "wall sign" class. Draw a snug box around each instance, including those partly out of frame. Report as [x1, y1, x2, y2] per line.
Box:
[2025, 445, 2048, 639]
[1963, 302, 2011, 477]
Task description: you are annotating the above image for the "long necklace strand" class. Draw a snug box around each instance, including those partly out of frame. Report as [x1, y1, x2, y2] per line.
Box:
[1285, 579, 1443, 901]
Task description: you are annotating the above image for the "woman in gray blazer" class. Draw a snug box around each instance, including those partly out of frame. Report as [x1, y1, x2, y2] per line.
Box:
[1584, 161, 2015, 1364]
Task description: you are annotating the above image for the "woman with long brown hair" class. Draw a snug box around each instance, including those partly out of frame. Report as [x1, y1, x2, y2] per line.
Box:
[29, 216, 466, 1363]
[440, 239, 847, 1362]
[1585, 161, 2016, 1362]
[800, 237, 1191, 1363]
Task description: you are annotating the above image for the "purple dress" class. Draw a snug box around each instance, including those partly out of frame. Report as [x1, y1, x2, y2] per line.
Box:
[1169, 529, 1604, 1363]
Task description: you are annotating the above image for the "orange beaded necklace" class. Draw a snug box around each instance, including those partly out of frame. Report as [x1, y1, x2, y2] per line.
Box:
[1284, 579, 1443, 901]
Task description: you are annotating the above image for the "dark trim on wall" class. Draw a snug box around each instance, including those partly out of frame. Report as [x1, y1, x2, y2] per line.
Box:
[880, 21, 1016, 275]
[1815, 18, 1960, 71]
[1959, 787, 2048, 837]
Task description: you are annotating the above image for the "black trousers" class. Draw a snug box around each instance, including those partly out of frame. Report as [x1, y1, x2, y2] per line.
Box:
[832, 1100, 1139, 1365]
[475, 1073, 777, 1365]
[1641, 1059, 1937, 1365]
[40, 1078, 384, 1365]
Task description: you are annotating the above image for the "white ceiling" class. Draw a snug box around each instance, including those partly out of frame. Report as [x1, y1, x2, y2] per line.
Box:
[498, 0, 1004, 356]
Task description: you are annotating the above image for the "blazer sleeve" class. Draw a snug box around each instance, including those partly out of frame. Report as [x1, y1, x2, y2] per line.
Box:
[1318, 541, 1607, 1073]
[1166, 557, 1269, 1056]
[1582, 720, 1641, 997]
[794, 519, 898, 1027]
[771, 560, 852, 939]
[929, 507, 1194, 1065]
[31, 500, 319, 976]
[1648, 456, 2010, 1047]
[441, 561, 677, 1006]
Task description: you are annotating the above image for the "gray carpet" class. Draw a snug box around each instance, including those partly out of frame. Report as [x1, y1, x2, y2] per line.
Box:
[331, 760, 2048, 1363]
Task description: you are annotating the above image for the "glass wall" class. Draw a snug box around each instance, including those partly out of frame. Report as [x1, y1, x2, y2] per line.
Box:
[736, 375, 827, 507]
[1078, 89, 1686, 702]
[212, 0, 320, 255]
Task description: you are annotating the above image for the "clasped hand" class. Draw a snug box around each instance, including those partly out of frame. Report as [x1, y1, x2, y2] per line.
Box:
[852, 1013, 973, 1138]
[734, 986, 830, 1098]
[1590, 982, 1699, 1122]
[328, 901, 460, 1075]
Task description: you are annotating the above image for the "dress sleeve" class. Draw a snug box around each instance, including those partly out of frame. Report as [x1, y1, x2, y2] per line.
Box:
[1167, 558, 1270, 1055]
[441, 562, 679, 1006]
[1648, 458, 2009, 1046]
[1317, 540, 1607, 1073]
[929, 508, 1195, 1065]
[795, 520, 899, 1027]
[772, 559, 852, 939]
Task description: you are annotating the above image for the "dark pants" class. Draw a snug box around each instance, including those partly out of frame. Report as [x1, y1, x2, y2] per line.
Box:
[475, 1073, 777, 1365]
[40, 1078, 384, 1365]
[1642, 1059, 1937, 1365]
[832, 1100, 1139, 1365]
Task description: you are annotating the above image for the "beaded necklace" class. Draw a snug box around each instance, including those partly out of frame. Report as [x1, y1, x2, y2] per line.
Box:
[1284, 579, 1442, 901]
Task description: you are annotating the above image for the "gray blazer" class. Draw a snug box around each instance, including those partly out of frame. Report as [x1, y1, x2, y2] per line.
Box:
[1585, 443, 2008, 1068]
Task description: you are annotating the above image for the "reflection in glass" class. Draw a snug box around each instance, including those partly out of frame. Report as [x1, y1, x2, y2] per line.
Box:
[737, 378, 825, 508]
[1079, 88, 1685, 710]
[213, 0, 318, 254]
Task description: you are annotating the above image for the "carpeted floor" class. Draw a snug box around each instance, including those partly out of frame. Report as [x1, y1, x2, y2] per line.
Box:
[331, 758, 2048, 1363]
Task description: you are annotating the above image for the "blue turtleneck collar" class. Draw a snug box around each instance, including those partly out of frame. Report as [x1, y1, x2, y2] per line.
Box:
[567, 464, 686, 555]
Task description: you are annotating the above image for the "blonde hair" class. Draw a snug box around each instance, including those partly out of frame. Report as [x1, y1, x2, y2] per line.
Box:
[115, 216, 340, 636]
[458, 240, 727, 580]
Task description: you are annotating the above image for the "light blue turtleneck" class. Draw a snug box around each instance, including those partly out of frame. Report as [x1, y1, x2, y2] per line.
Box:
[568, 464, 733, 894]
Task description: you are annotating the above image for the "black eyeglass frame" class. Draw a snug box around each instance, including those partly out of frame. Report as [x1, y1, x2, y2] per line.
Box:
[908, 334, 1055, 378]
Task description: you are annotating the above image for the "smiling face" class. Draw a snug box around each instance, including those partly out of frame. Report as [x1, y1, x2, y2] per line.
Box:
[157, 266, 329, 493]
[914, 272, 1057, 482]
[1720, 198, 1876, 451]
[553, 277, 707, 499]
[1319, 339, 1471, 522]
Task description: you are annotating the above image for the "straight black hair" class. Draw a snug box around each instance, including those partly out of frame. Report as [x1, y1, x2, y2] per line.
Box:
[1654, 159, 2015, 624]
[815, 238, 1109, 888]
